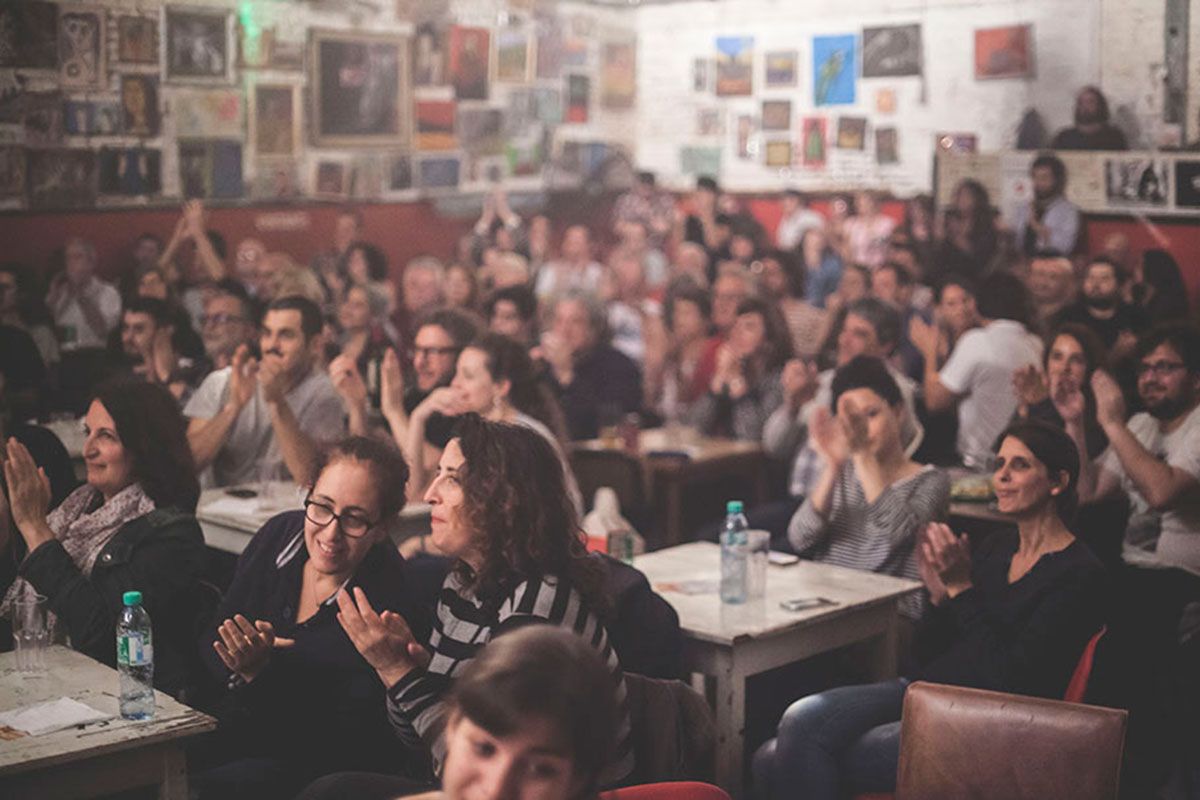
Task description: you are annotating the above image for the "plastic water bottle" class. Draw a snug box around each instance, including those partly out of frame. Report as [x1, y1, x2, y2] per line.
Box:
[116, 591, 155, 720]
[720, 501, 749, 604]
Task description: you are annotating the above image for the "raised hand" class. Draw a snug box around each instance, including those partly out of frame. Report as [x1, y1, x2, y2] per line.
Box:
[336, 587, 430, 687]
[908, 315, 938, 359]
[781, 358, 818, 409]
[257, 356, 288, 406]
[3, 438, 52, 541]
[329, 355, 368, 409]
[227, 345, 259, 411]
[183, 199, 207, 237]
[212, 614, 295, 683]
[1091, 370, 1126, 429]
[379, 348, 406, 422]
[809, 406, 849, 467]
[1050, 373, 1086, 425]
[837, 394, 871, 454]
[1012, 364, 1049, 409]
[921, 522, 972, 597]
[917, 526, 948, 605]
[414, 387, 464, 421]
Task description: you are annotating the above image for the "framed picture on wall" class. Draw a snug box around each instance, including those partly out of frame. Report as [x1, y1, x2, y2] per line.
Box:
[163, 6, 233, 84]
[0, 147, 27, 198]
[99, 147, 162, 196]
[448, 26, 490, 100]
[862, 24, 922, 78]
[29, 149, 96, 209]
[116, 15, 159, 66]
[764, 50, 797, 88]
[311, 29, 410, 148]
[58, 6, 106, 90]
[120, 75, 160, 137]
[250, 83, 301, 157]
[600, 41, 636, 109]
[494, 26, 534, 84]
[715, 36, 753, 97]
[974, 24, 1034, 80]
[0, 2, 58, 70]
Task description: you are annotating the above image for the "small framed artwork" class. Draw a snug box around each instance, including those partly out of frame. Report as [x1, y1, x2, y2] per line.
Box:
[0, 147, 28, 198]
[387, 153, 414, 193]
[238, 23, 273, 69]
[448, 26, 490, 100]
[836, 116, 867, 150]
[178, 139, 242, 198]
[413, 23, 445, 87]
[116, 16, 159, 66]
[415, 98, 457, 151]
[98, 147, 162, 196]
[494, 26, 534, 84]
[800, 116, 827, 168]
[862, 24, 922, 78]
[761, 100, 791, 132]
[974, 24, 1034, 80]
[876, 127, 899, 164]
[253, 158, 301, 200]
[163, 6, 234, 85]
[600, 41, 636, 109]
[250, 83, 301, 157]
[28, 149, 97, 209]
[0, 2, 59, 70]
[58, 6, 106, 90]
[311, 29, 410, 148]
[314, 159, 349, 200]
[764, 140, 792, 168]
[566, 74, 589, 123]
[120, 75, 160, 137]
[764, 50, 797, 88]
[715, 36, 753, 97]
[418, 154, 461, 191]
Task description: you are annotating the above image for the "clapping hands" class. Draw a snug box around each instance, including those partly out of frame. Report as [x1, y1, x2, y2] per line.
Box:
[337, 587, 430, 687]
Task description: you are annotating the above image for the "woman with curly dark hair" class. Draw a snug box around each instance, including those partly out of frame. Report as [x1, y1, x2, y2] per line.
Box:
[337, 414, 634, 788]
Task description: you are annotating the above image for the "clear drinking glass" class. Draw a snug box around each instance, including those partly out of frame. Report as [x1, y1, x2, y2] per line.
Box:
[13, 594, 50, 673]
[745, 530, 771, 599]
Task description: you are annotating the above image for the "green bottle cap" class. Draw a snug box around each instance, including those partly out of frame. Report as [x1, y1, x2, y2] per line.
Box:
[123, 591, 143, 606]
[727, 500, 744, 513]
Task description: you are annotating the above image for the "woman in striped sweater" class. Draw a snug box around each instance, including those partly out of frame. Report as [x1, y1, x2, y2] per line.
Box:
[336, 414, 634, 788]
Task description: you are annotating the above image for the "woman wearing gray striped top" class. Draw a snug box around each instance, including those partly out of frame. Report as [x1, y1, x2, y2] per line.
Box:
[787, 356, 949, 618]
[336, 414, 634, 787]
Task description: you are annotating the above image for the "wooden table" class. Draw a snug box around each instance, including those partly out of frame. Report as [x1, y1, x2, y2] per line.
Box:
[575, 428, 769, 546]
[0, 646, 215, 799]
[634, 542, 921, 798]
[196, 482, 431, 555]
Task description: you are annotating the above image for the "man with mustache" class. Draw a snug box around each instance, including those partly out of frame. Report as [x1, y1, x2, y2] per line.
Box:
[1050, 86, 1129, 151]
[1054, 256, 1148, 358]
[1011, 153, 1081, 258]
[185, 295, 344, 487]
[1073, 323, 1200, 573]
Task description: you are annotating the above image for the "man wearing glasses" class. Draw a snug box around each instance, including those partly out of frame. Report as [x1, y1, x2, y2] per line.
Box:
[199, 284, 257, 370]
[1075, 322, 1200, 574]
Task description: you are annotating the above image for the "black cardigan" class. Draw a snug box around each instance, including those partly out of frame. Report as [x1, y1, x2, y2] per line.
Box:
[910, 532, 1106, 699]
[201, 510, 430, 778]
[6, 507, 206, 698]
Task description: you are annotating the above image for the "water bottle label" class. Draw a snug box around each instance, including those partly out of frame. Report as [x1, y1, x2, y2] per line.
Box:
[118, 633, 152, 666]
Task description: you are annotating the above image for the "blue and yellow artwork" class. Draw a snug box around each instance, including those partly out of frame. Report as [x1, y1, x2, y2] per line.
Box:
[812, 34, 856, 106]
[715, 36, 753, 97]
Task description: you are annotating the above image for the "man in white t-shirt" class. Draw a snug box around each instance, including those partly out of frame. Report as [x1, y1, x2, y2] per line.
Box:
[911, 272, 1043, 468]
[1075, 323, 1200, 573]
[185, 295, 345, 487]
[776, 189, 826, 251]
[47, 237, 121, 351]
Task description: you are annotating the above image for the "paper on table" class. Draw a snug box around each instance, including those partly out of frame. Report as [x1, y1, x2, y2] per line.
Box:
[198, 495, 266, 520]
[0, 697, 113, 736]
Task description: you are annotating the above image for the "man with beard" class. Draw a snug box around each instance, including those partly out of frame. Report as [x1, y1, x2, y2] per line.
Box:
[185, 295, 344, 487]
[1050, 86, 1129, 151]
[199, 283, 257, 370]
[1074, 323, 1200, 573]
[111, 296, 206, 400]
[1011, 154, 1081, 258]
[1054, 257, 1148, 357]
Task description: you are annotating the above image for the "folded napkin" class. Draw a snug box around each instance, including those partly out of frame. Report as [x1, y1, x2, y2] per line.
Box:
[0, 697, 113, 736]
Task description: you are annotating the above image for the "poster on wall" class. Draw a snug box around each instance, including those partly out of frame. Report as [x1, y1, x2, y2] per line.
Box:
[28, 149, 96, 209]
[253, 158, 301, 200]
[861, 25, 922, 78]
[58, 6, 106, 90]
[1105, 157, 1170, 208]
[974, 24, 1034, 80]
[715, 37, 753, 97]
[875, 127, 898, 164]
[494, 26, 533, 84]
[0, 2, 58, 69]
[117, 16, 159, 66]
[535, 17, 564, 80]
[418, 154, 461, 189]
[23, 92, 65, 145]
[761, 101, 790, 132]
[800, 116, 827, 167]
[178, 139, 242, 198]
[1174, 160, 1200, 209]
[764, 140, 791, 168]
[172, 88, 242, 138]
[812, 35, 856, 106]
[251, 84, 301, 157]
[458, 107, 504, 155]
[120, 75, 160, 137]
[566, 74, 589, 123]
[311, 30, 409, 148]
[448, 26, 490, 100]
[837, 116, 867, 150]
[0, 147, 26, 198]
[601, 41, 636, 109]
[99, 147, 162, 196]
[416, 98, 457, 150]
[680, 145, 720, 176]
[764, 51, 797, 88]
[164, 7, 234, 85]
[388, 154, 414, 192]
[314, 160, 349, 200]
[413, 23, 445, 87]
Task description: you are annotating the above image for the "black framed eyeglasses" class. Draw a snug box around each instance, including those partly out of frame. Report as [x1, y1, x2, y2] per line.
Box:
[1136, 360, 1186, 379]
[303, 497, 377, 538]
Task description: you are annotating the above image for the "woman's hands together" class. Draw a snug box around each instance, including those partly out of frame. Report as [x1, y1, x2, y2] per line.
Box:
[212, 614, 295, 683]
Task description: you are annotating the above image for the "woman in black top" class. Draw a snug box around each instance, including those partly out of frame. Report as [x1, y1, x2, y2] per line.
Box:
[196, 437, 427, 800]
[753, 420, 1106, 800]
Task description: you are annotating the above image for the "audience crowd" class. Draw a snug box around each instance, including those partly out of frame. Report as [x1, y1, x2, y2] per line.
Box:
[1, 92, 1198, 797]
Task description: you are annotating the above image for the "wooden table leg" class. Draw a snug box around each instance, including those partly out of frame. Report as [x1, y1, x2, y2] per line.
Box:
[867, 602, 900, 681]
[665, 477, 684, 546]
[711, 650, 748, 799]
[158, 745, 188, 800]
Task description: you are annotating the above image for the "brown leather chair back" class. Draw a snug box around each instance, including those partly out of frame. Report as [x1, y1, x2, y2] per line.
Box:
[896, 681, 1127, 800]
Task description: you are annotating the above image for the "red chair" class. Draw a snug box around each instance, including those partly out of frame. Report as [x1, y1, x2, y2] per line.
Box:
[603, 782, 731, 800]
[852, 626, 1109, 800]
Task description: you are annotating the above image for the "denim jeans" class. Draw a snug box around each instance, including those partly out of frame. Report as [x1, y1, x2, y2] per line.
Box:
[752, 678, 908, 800]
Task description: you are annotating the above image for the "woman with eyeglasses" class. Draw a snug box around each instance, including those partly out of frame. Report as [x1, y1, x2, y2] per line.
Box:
[196, 437, 428, 800]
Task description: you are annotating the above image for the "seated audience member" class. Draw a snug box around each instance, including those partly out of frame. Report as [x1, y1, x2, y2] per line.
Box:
[1012, 154, 1081, 258]
[672, 241, 712, 289]
[185, 296, 344, 487]
[711, 263, 755, 338]
[311, 208, 363, 291]
[0, 263, 59, 374]
[754, 420, 1105, 800]
[297, 625, 621, 800]
[1054, 256, 1147, 357]
[196, 437, 424, 800]
[798, 227, 842, 310]
[443, 263, 478, 311]
[0, 306, 47, 422]
[813, 263, 871, 370]
[1027, 252, 1077, 332]
[1076, 323, 1200, 573]
[762, 249, 828, 360]
[337, 416, 634, 785]
[933, 179, 1000, 284]
[342, 241, 391, 299]
[1, 382, 204, 696]
[647, 279, 721, 423]
[604, 249, 664, 366]
[899, 194, 936, 269]
[534, 225, 604, 301]
[726, 218, 764, 270]
[614, 218, 669, 289]
[403, 333, 578, 508]
[1051, 86, 1129, 151]
[788, 357, 949, 618]
[613, 170, 675, 250]
[929, 275, 980, 367]
[112, 297, 206, 400]
[686, 297, 791, 441]
[159, 200, 229, 326]
[871, 261, 928, 381]
[135, 267, 207, 362]
[394, 257, 447, 340]
[841, 190, 895, 269]
[542, 292, 642, 441]
[199, 283, 257, 371]
[48, 237, 121, 352]
[484, 251, 531, 293]
[483, 285, 538, 348]
[1133, 249, 1191, 323]
[1014, 323, 1109, 461]
[681, 175, 722, 260]
[525, 214, 552, 273]
[776, 189, 826, 251]
[765, 298, 923, 514]
[333, 284, 394, 385]
[467, 187, 527, 267]
[261, 252, 326, 308]
[233, 238, 267, 298]
[910, 272, 1043, 469]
